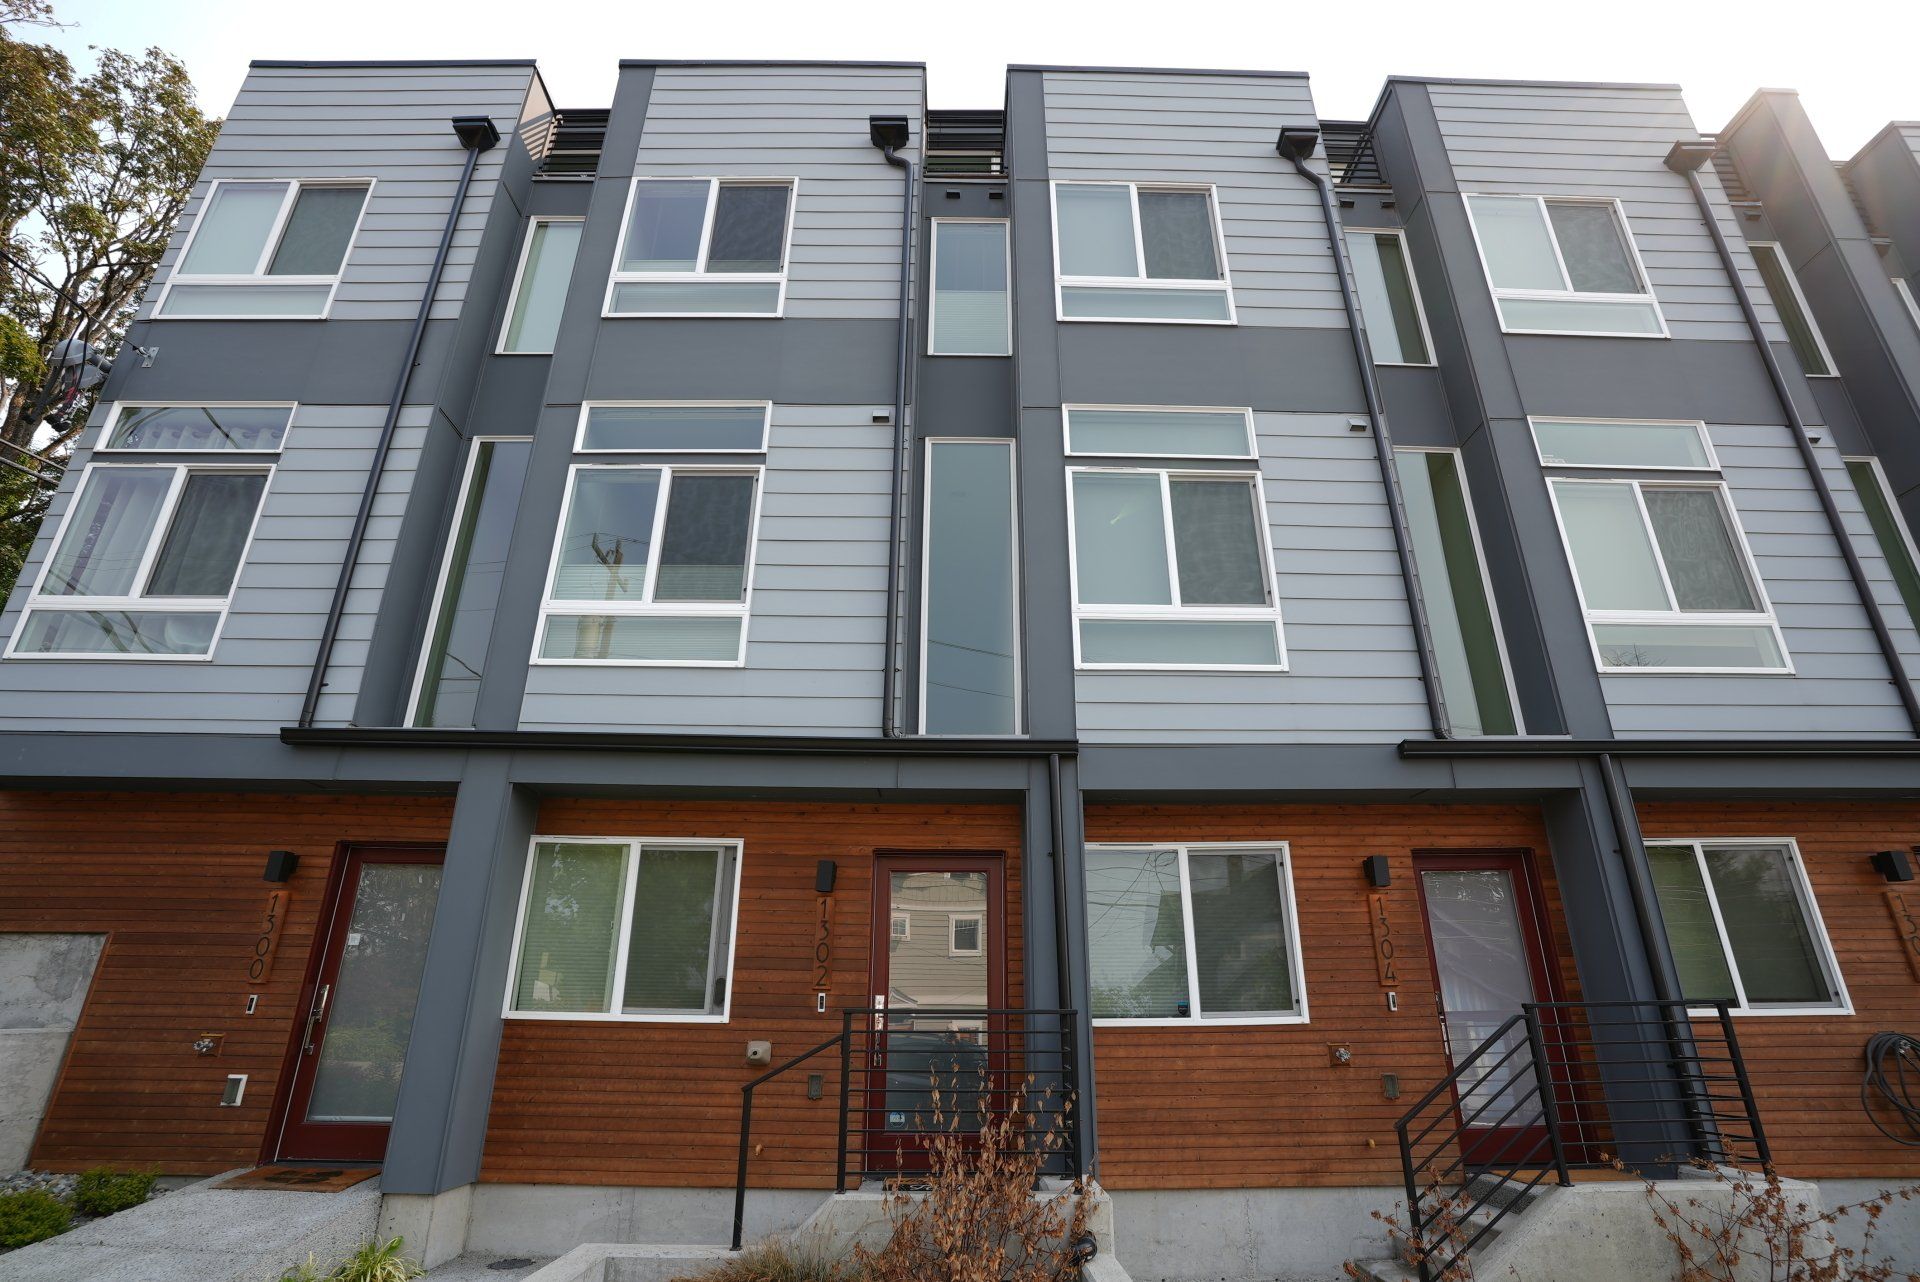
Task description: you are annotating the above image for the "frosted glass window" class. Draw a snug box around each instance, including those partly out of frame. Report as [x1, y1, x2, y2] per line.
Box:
[144, 473, 266, 596]
[1088, 845, 1301, 1022]
[930, 221, 1010, 356]
[502, 220, 582, 353]
[922, 441, 1019, 735]
[267, 185, 369, 276]
[1642, 488, 1757, 612]
[706, 184, 790, 273]
[1546, 201, 1643, 294]
[1169, 478, 1266, 605]
[1345, 231, 1431, 364]
[1648, 841, 1842, 1012]
[1465, 194, 1663, 337]
[609, 178, 793, 315]
[1138, 190, 1221, 280]
[653, 474, 754, 602]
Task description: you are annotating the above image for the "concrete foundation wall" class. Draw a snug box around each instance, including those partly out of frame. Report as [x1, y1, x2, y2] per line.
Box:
[0, 932, 104, 1172]
[1108, 1187, 1400, 1282]
[462, 1185, 830, 1259]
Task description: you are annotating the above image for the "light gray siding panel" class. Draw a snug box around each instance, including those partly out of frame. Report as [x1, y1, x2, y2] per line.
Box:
[141, 62, 537, 325]
[1040, 71, 1347, 329]
[515, 404, 892, 733]
[0, 405, 426, 733]
[626, 65, 925, 322]
[1072, 412, 1430, 744]
[1428, 81, 1786, 345]
[1598, 424, 1917, 737]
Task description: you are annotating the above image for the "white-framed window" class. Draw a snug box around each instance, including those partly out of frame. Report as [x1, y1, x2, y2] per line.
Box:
[536, 463, 762, 666]
[928, 218, 1010, 356]
[604, 177, 796, 317]
[1066, 466, 1284, 670]
[1891, 277, 1920, 334]
[891, 912, 911, 941]
[574, 403, 770, 454]
[157, 178, 372, 319]
[505, 837, 743, 1022]
[1463, 194, 1666, 337]
[919, 439, 1021, 736]
[96, 402, 294, 453]
[1535, 418, 1788, 674]
[1086, 842, 1307, 1026]
[499, 217, 584, 353]
[948, 913, 984, 956]
[1748, 242, 1836, 377]
[1344, 228, 1434, 365]
[8, 461, 271, 660]
[1645, 837, 1849, 1016]
[1844, 455, 1920, 633]
[1063, 405, 1256, 460]
[1050, 181, 1234, 324]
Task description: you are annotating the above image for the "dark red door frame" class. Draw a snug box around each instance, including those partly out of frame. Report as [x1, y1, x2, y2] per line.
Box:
[1411, 848, 1567, 1168]
[263, 843, 444, 1165]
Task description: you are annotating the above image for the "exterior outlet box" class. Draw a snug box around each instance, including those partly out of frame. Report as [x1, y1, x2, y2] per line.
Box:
[194, 1033, 224, 1056]
[745, 1040, 773, 1066]
[1328, 1044, 1353, 1067]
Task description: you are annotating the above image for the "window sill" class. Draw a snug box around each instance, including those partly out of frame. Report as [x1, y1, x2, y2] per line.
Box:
[1688, 1004, 1852, 1019]
[1092, 1014, 1309, 1028]
[504, 1010, 731, 1024]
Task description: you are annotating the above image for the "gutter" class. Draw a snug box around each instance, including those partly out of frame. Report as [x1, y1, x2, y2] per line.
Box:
[282, 725, 1074, 758]
[1401, 736, 1920, 757]
[1278, 126, 1452, 739]
[1666, 139, 1920, 738]
[299, 115, 499, 729]
[871, 116, 916, 738]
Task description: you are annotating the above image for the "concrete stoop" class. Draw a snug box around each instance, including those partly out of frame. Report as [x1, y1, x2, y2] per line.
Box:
[519, 1180, 1123, 1282]
[0, 1169, 383, 1282]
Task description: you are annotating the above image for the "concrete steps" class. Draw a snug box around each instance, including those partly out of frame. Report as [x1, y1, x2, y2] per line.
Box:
[1347, 1178, 1547, 1282]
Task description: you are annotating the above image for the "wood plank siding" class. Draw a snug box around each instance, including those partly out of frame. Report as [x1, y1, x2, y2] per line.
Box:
[1082, 802, 1578, 1189]
[0, 791, 452, 1173]
[480, 799, 1023, 1188]
[1636, 800, 1920, 1180]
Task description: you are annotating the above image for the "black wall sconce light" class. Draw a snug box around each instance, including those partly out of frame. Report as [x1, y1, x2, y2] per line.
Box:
[1362, 855, 1392, 889]
[1872, 849, 1916, 883]
[263, 850, 299, 883]
[815, 860, 837, 894]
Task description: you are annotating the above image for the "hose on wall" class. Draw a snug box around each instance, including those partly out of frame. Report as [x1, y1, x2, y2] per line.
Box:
[1862, 1031, 1920, 1145]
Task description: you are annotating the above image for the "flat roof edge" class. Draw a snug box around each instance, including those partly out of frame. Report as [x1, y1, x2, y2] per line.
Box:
[1847, 120, 1920, 168]
[618, 59, 924, 69]
[249, 58, 538, 68]
[1384, 73, 1683, 92]
[1013, 63, 1308, 80]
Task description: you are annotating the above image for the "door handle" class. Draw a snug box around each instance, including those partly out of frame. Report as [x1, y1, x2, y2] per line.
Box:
[871, 994, 886, 1068]
[301, 983, 331, 1055]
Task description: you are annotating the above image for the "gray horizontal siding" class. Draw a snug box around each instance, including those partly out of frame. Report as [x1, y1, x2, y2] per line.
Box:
[1428, 81, 1786, 345]
[629, 64, 924, 322]
[0, 405, 424, 732]
[1599, 424, 1918, 737]
[139, 62, 538, 325]
[1074, 412, 1431, 743]
[1040, 71, 1346, 329]
[515, 404, 891, 733]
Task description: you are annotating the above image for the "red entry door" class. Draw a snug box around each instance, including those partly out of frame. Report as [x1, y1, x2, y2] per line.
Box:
[1412, 851, 1559, 1168]
[863, 853, 1007, 1176]
[274, 846, 443, 1162]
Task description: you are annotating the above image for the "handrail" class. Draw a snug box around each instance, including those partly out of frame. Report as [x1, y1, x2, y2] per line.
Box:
[733, 1026, 854, 1250]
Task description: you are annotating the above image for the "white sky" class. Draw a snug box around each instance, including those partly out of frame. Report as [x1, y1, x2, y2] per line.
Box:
[38, 0, 1919, 158]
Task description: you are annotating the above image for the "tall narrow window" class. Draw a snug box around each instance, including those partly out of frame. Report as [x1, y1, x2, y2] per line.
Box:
[606, 178, 794, 316]
[1893, 277, 1920, 334]
[1068, 467, 1283, 668]
[921, 440, 1019, 735]
[500, 219, 583, 353]
[1052, 182, 1233, 323]
[1397, 449, 1518, 735]
[1646, 839, 1847, 1014]
[1845, 457, 1920, 633]
[1749, 243, 1835, 377]
[160, 179, 370, 318]
[1345, 229, 1432, 364]
[413, 439, 533, 726]
[11, 463, 270, 659]
[538, 465, 760, 664]
[929, 220, 1010, 355]
[1464, 195, 1663, 337]
[1086, 843, 1305, 1024]
[508, 838, 742, 1021]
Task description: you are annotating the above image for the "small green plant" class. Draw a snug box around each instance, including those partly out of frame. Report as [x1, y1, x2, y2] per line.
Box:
[670, 1238, 860, 1282]
[0, 1188, 74, 1248]
[72, 1168, 157, 1217]
[330, 1237, 424, 1282]
[279, 1255, 328, 1282]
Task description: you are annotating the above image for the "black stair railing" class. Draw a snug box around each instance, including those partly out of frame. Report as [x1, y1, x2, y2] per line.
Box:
[1395, 1000, 1770, 1282]
[732, 1007, 1081, 1251]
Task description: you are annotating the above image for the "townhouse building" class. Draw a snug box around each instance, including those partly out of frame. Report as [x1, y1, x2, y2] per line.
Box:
[1, 56, 1919, 1279]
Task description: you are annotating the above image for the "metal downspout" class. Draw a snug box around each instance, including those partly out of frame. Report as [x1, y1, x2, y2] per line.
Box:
[872, 119, 916, 737]
[1667, 140, 1920, 736]
[1278, 127, 1452, 739]
[299, 116, 498, 729]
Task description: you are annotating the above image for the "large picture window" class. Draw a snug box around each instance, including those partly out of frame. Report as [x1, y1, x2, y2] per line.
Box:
[1535, 419, 1787, 673]
[1067, 467, 1283, 669]
[1464, 195, 1664, 337]
[159, 179, 371, 318]
[1086, 843, 1306, 1025]
[507, 838, 742, 1021]
[606, 178, 795, 316]
[537, 464, 761, 665]
[10, 462, 270, 659]
[1646, 839, 1848, 1015]
[1051, 182, 1233, 323]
